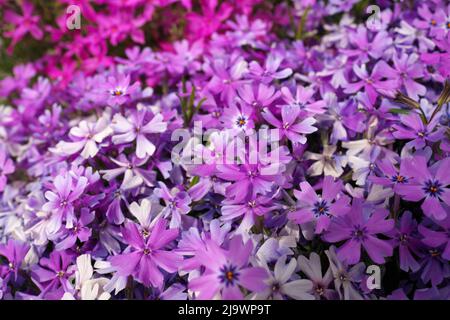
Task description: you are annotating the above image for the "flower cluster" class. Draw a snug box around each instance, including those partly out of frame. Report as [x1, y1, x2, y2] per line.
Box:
[0, 0, 449, 300]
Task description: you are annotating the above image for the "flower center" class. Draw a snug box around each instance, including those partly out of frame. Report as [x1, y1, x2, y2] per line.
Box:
[423, 180, 443, 198]
[351, 225, 367, 241]
[313, 200, 330, 217]
[235, 116, 247, 128]
[143, 248, 151, 255]
[417, 131, 426, 138]
[247, 200, 257, 208]
[399, 233, 408, 243]
[390, 174, 408, 184]
[112, 89, 124, 96]
[429, 249, 440, 257]
[219, 264, 240, 287]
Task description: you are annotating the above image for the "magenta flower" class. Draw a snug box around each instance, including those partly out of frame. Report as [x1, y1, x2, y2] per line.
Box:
[288, 176, 351, 234]
[110, 219, 182, 288]
[207, 57, 250, 104]
[4, 1, 43, 54]
[397, 156, 450, 221]
[323, 200, 394, 265]
[103, 74, 140, 106]
[188, 235, 268, 299]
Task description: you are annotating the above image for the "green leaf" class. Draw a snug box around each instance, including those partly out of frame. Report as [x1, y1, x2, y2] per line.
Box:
[388, 108, 410, 115]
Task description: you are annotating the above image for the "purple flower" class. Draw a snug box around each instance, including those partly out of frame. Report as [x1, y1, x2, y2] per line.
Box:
[376, 53, 426, 100]
[288, 176, 351, 234]
[392, 112, 443, 149]
[53, 208, 94, 251]
[220, 101, 255, 134]
[153, 182, 192, 228]
[216, 161, 284, 203]
[112, 108, 167, 159]
[188, 235, 268, 300]
[278, 85, 326, 116]
[103, 74, 140, 106]
[43, 173, 88, 234]
[370, 157, 413, 193]
[397, 156, 450, 220]
[389, 212, 422, 272]
[0, 148, 15, 192]
[207, 57, 249, 105]
[262, 105, 317, 144]
[31, 250, 75, 299]
[248, 53, 293, 84]
[323, 200, 394, 264]
[110, 219, 182, 288]
[344, 63, 398, 104]
[419, 214, 450, 261]
[237, 83, 280, 110]
[221, 195, 274, 234]
[0, 240, 30, 279]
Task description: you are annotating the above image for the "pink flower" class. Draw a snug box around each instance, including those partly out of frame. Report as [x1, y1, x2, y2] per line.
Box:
[4, 1, 43, 54]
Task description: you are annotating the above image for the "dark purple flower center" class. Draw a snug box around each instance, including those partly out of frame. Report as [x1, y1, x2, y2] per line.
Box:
[422, 180, 443, 198]
[390, 174, 408, 184]
[219, 264, 240, 287]
[399, 233, 408, 244]
[313, 200, 330, 217]
[112, 89, 124, 96]
[143, 248, 151, 255]
[235, 116, 247, 128]
[351, 225, 367, 241]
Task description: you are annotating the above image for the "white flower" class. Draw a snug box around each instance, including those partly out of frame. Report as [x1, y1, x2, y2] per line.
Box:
[62, 254, 111, 300]
[52, 116, 112, 159]
[251, 255, 314, 300]
[304, 145, 347, 177]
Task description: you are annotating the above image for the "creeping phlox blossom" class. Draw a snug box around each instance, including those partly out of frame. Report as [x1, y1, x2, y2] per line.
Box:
[0, 0, 449, 300]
